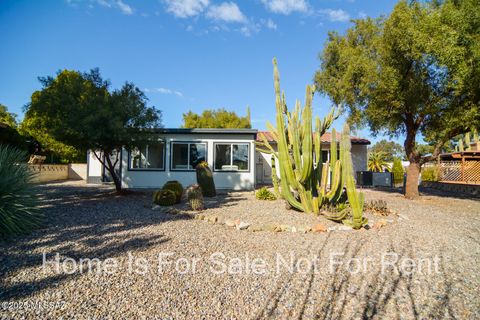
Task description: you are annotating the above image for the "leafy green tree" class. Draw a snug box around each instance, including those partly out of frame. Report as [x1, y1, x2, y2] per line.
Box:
[314, 0, 480, 198]
[20, 118, 84, 163]
[182, 107, 251, 129]
[368, 151, 389, 172]
[0, 104, 18, 128]
[23, 68, 162, 192]
[0, 104, 27, 148]
[368, 139, 405, 161]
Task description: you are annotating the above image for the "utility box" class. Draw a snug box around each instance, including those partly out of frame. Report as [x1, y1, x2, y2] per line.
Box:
[357, 171, 393, 187]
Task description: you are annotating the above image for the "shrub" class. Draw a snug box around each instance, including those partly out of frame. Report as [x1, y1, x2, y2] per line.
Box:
[195, 161, 216, 197]
[186, 184, 204, 211]
[255, 187, 277, 201]
[421, 166, 440, 182]
[391, 157, 404, 185]
[0, 145, 42, 238]
[365, 200, 390, 216]
[162, 180, 183, 203]
[153, 189, 176, 206]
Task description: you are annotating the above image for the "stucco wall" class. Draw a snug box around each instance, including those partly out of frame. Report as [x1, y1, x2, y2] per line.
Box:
[118, 133, 256, 190]
[68, 163, 87, 180]
[256, 150, 275, 184]
[351, 144, 368, 173]
[87, 151, 104, 184]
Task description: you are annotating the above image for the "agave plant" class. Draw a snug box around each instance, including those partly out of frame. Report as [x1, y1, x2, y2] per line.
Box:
[0, 145, 42, 238]
[368, 151, 389, 172]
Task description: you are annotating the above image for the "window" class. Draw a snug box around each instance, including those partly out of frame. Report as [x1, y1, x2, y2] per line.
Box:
[321, 151, 329, 163]
[214, 143, 249, 171]
[171, 142, 206, 170]
[130, 142, 165, 170]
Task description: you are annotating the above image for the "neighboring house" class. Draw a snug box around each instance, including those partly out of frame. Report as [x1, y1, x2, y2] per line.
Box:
[87, 128, 370, 190]
[255, 131, 370, 184]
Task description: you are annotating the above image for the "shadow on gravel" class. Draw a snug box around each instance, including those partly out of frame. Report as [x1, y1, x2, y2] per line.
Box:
[361, 185, 479, 201]
[0, 183, 191, 300]
[254, 238, 457, 320]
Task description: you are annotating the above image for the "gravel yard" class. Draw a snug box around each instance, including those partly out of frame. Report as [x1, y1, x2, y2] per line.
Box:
[1, 181, 479, 319]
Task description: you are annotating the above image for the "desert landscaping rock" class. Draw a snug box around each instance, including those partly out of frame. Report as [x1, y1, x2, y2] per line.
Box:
[373, 219, 388, 229]
[1, 181, 479, 319]
[337, 225, 353, 231]
[224, 219, 236, 227]
[206, 216, 218, 224]
[236, 221, 250, 230]
[312, 224, 327, 233]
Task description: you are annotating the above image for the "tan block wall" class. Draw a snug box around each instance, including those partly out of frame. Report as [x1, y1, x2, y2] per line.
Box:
[29, 164, 69, 183]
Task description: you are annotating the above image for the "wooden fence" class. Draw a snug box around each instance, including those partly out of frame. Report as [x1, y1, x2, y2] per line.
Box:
[439, 160, 480, 184]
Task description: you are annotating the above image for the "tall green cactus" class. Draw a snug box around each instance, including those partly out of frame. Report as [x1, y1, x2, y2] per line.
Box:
[270, 154, 281, 198]
[340, 124, 367, 229]
[255, 58, 365, 226]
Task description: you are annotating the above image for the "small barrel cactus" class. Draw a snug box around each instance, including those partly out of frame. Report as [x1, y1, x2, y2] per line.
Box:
[186, 184, 204, 211]
[153, 189, 177, 206]
[162, 180, 184, 203]
[195, 161, 216, 197]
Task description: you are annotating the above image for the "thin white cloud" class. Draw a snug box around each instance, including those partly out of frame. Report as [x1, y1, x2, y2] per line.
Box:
[261, 0, 309, 15]
[116, 0, 133, 15]
[358, 10, 367, 19]
[164, 0, 209, 18]
[81, 0, 134, 15]
[265, 18, 277, 30]
[95, 0, 112, 8]
[319, 8, 350, 22]
[206, 2, 246, 23]
[145, 87, 184, 97]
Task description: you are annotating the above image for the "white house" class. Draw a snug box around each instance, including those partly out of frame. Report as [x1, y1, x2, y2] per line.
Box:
[87, 128, 370, 190]
[87, 129, 257, 190]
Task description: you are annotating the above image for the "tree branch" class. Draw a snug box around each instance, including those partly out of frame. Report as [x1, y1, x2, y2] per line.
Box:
[92, 150, 107, 167]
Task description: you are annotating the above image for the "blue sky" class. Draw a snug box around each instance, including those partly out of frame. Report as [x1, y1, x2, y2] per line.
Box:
[0, 0, 398, 143]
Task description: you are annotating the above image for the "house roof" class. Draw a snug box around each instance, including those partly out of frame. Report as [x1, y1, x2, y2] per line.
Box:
[256, 131, 371, 145]
[148, 128, 258, 134]
[439, 151, 480, 160]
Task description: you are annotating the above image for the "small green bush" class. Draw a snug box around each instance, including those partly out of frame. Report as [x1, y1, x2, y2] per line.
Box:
[0, 145, 42, 238]
[255, 187, 277, 201]
[153, 189, 177, 206]
[421, 166, 440, 182]
[162, 180, 184, 203]
[391, 157, 404, 185]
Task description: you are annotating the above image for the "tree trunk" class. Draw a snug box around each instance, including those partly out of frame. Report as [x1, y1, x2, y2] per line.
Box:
[403, 114, 421, 200]
[405, 161, 420, 199]
[105, 153, 122, 193]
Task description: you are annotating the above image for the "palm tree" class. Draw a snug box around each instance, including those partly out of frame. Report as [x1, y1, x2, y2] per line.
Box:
[0, 145, 42, 238]
[368, 151, 389, 172]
